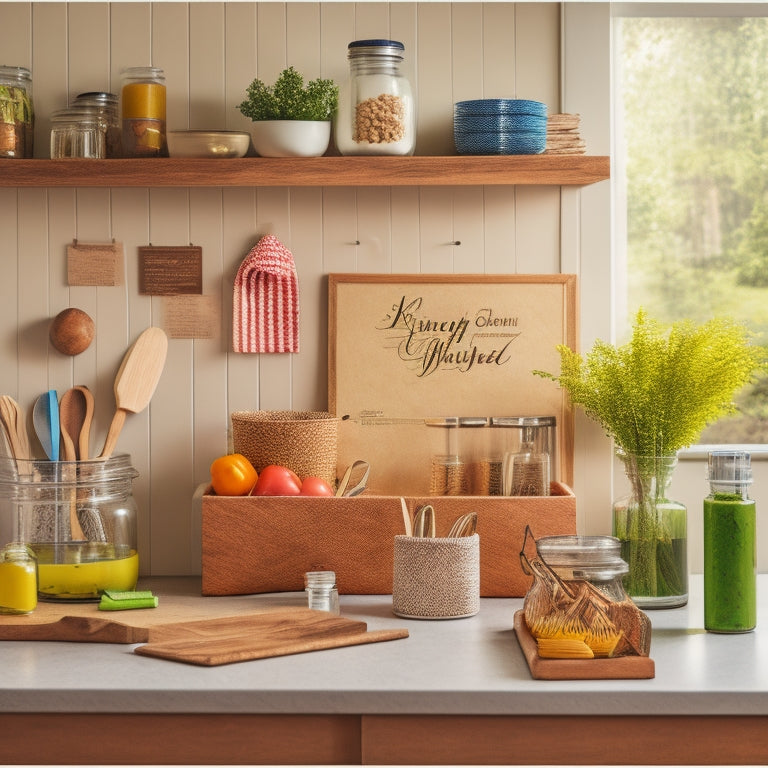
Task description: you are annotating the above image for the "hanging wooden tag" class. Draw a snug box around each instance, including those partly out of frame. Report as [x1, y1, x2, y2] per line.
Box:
[139, 245, 203, 295]
[162, 295, 219, 339]
[67, 240, 124, 286]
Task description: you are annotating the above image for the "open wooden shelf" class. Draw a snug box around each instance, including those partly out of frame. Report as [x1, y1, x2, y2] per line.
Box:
[0, 155, 609, 188]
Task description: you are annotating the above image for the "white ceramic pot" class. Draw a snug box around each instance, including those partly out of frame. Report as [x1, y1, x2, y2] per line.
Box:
[249, 120, 331, 158]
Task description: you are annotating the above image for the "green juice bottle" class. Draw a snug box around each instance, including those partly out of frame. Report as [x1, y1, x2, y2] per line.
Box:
[703, 451, 756, 633]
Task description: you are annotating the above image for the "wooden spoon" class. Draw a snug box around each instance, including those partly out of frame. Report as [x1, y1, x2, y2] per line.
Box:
[59, 386, 94, 461]
[98, 327, 168, 460]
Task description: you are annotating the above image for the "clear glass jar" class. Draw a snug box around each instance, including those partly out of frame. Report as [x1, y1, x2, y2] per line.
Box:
[0, 542, 38, 614]
[50, 107, 105, 159]
[0, 65, 34, 158]
[0, 454, 139, 601]
[521, 530, 652, 658]
[75, 92, 122, 158]
[335, 39, 415, 156]
[120, 66, 167, 157]
[305, 570, 340, 614]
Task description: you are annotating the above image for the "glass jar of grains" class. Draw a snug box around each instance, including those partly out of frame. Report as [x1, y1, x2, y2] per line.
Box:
[335, 39, 415, 156]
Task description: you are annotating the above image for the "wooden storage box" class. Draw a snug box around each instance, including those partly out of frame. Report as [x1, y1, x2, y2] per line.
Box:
[202, 274, 578, 598]
[202, 484, 575, 598]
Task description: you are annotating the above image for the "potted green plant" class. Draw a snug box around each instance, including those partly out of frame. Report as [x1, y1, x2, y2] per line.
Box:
[535, 309, 765, 608]
[237, 66, 338, 157]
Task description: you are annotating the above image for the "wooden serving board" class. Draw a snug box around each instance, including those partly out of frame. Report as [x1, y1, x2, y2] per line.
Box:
[134, 609, 409, 666]
[513, 611, 655, 680]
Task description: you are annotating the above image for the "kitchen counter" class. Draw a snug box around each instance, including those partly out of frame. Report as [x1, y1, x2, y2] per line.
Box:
[1, 575, 766, 765]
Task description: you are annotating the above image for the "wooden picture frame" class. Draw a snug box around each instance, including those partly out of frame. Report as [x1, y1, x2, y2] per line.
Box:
[328, 274, 577, 494]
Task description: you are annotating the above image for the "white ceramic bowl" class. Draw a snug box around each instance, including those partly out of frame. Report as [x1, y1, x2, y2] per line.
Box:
[249, 120, 331, 158]
[166, 130, 250, 158]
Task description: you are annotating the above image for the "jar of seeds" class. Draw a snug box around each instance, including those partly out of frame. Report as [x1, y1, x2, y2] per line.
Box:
[335, 39, 415, 156]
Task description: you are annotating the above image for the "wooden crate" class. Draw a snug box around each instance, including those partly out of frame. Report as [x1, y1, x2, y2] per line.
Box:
[201, 483, 575, 598]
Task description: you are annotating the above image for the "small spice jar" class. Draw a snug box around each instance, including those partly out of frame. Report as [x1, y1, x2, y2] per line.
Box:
[305, 570, 340, 614]
[0, 542, 38, 615]
[335, 39, 415, 156]
[120, 66, 167, 157]
[0, 65, 34, 158]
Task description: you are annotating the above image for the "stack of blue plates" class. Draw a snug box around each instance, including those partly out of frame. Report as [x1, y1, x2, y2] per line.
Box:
[454, 99, 547, 155]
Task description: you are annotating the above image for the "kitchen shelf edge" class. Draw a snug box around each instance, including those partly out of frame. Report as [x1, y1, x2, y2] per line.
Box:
[0, 155, 610, 188]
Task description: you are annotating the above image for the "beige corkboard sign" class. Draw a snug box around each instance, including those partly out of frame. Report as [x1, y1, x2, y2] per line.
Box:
[67, 240, 124, 286]
[328, 274, 577, 494]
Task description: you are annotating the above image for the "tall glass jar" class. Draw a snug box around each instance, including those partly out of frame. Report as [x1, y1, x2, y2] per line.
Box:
[75, 92, 122, 157]
[0, 65, 34, 158]
[120, 66, 167, 157]
[612, 452, 688, 609]
[0, 454, 139, 601]
[335, 39, 415, 156]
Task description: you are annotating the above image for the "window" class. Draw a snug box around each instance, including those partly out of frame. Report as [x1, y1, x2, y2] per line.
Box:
[612, 4, 768, 446]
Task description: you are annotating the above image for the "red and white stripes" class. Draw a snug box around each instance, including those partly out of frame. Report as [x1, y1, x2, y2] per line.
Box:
[233, 235, 299, 354]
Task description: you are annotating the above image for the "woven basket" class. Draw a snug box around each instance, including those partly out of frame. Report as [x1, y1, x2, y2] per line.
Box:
[231, 410, 338, 486]
[392, 534, 480, 619]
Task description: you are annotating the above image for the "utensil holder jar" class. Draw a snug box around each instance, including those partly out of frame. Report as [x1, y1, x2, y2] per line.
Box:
[392, 533, 480, 619]
[0, 454, 139, 601]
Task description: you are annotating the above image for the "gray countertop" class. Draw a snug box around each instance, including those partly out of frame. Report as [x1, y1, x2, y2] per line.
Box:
[1, 575, 766, 716]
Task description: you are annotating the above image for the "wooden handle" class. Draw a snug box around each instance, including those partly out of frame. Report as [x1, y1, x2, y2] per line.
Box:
[98, 409, 127, 460]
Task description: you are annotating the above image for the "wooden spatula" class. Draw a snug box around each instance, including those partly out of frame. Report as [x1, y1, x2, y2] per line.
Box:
[98, 327, 168, 460]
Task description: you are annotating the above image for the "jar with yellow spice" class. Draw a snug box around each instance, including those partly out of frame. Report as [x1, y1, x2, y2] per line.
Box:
[0, 542, 38, 615]
[120, 66, 167, 157]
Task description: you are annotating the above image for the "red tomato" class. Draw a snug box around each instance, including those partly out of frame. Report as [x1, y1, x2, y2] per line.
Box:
[251, 464, 302, 496]
[299, 476, 335, 496]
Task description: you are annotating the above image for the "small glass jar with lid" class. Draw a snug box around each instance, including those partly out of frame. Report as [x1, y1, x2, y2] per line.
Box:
[0, 65, 34, 158]
[305, 570, 340, 614]
[75, 92, 122, 157]
[0, 453, 139, 602]
[120, 66, 167, 157]
[0, 542, 38, 614]
[50, 107, 106, 159]
[520, 529, 652, 658]
[335, 39, 415, 156]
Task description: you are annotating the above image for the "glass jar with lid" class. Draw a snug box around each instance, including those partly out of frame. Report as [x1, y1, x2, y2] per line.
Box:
[0, 65, 34, 158]
[335, 39, 415, 156]
[120, 66, 167, 157]
[50, 107, 105, 159]
[75, 92, 121, 157]
[520, 529, 652, 657]
[0, 453, 139, 601]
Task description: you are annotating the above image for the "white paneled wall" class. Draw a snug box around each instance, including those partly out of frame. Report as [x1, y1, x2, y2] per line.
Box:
[0, 2, 603, 576]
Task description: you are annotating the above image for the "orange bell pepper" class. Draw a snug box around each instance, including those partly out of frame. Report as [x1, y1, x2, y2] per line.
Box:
[210, 453, 258, 496]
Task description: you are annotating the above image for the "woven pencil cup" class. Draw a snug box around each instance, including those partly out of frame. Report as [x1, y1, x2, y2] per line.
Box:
[392, 534, 480, 619]
[231, 410, 338, 487]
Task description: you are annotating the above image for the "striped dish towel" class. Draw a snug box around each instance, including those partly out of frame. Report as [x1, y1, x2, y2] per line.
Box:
[233, 234, 299, 353]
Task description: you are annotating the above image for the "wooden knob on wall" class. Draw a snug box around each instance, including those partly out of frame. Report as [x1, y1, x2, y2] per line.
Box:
[49, 308, 95, 356]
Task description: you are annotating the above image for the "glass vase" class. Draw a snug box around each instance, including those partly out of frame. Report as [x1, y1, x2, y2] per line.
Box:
[612, 452, 688, 609]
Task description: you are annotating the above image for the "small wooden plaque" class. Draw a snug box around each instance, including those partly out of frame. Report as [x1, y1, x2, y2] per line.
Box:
[513, 610, 655, 680]
[139, 245, 203, 295]
[67, 240, 124, 286]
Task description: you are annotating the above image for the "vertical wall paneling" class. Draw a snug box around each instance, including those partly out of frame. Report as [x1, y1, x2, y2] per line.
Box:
[0, 2, 639, 574]
[0, 190, 20, 398]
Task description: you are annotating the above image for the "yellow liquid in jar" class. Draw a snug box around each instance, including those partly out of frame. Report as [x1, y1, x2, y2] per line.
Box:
[121, 82, 166, 120]
[0, 558, 38, 614]
[38, 551, 139, 599]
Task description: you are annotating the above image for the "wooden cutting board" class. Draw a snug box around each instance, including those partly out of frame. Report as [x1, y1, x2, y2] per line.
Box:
[513, 610, 655, 680]
[134, 609, 409, 666]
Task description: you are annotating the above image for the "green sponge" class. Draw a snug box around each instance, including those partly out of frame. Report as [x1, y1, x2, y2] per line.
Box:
[99, 589, 159, 611]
